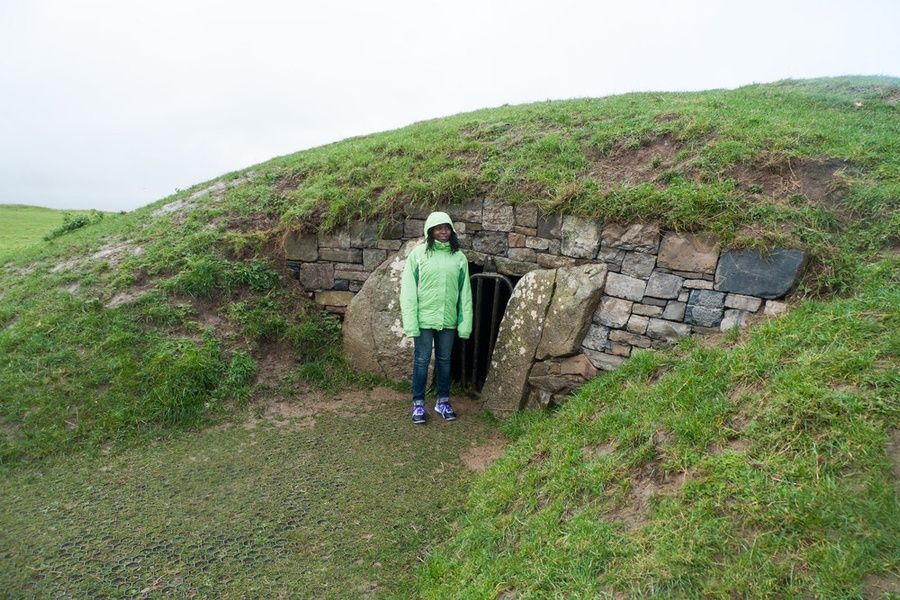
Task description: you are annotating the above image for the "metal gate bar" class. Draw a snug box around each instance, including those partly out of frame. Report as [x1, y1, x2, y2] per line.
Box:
[460, 273, 514, 391]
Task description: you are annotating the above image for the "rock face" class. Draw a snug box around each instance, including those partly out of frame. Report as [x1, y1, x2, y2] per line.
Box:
[283, 231, 318, 261]
[715, 249, 806, 299]
[481, 270, 557, 416]
[560, 216, 602, 258]
[536, 263, 608, 359]
[342, 241, 418, 379]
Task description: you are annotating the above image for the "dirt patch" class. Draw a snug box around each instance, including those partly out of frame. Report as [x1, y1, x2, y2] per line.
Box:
[460, 435, 507, 474]
[729, 157, 852, 208]
[590, 134, 685, 188]
[582, 442, 616, 461]
[863, 572, 900, 598]
[104, 284, 152, 309]
[254, 345, 298, 389]
[152, 173, 258, 221]
[887, 429, 900, 482]
[605, 467, 690, 531]
[90, 240, 143, 269]
[884, 90, 900, 106]
[50, 257, 82, 274]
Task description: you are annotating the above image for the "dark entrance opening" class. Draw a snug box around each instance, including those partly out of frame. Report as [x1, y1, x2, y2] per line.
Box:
[451, 264, 520, 392]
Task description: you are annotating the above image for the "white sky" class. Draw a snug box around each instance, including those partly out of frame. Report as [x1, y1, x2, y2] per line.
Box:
[1, 0, 898, 212]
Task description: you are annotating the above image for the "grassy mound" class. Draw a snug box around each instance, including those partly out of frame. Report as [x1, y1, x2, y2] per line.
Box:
[414, 260, 898, 597]
[0, 75, 897, 596]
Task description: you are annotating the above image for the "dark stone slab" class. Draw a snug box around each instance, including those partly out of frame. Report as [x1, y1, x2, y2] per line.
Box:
[715, 248, 806, 299]
[688, 289, 726, 308]
[537, 213, 561, 239]
[684, 304, 724, 327]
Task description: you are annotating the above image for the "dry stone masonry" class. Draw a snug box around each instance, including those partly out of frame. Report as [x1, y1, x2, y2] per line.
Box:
[283, 198, 805, 414]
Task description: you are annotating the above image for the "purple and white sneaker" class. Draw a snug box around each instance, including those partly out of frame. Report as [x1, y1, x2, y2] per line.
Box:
[434, 400, 457, 421]
[412, 404, 426, 425]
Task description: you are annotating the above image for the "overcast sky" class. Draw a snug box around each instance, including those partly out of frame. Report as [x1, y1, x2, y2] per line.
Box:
[1, 0, 898, 212]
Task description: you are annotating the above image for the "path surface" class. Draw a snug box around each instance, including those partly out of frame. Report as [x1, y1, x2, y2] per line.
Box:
[0, 388, 503, 598]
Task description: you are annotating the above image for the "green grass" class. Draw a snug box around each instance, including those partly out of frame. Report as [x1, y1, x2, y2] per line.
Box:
[0, 76, 898, 597]
[0, 390, 499, 598]
[0, 205, 103, 259]
[414, 259, 899, 598]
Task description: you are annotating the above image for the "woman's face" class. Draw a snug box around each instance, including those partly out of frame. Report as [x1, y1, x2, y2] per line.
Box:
[432, 223, 452, 242]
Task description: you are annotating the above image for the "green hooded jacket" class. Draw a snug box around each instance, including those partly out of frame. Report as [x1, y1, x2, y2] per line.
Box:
[400, 212, 473, 339]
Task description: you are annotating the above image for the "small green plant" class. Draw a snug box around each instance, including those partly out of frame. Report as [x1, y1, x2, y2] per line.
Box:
[43, 210, 104, 241]
[651, 154, 662, 169]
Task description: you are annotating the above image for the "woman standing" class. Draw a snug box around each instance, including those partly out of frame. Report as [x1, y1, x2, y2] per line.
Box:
[400, 211, 473, 424]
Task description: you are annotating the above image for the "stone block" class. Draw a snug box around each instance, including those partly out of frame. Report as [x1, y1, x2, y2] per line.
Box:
[282, 230, 318, 261]
[725, 293, 763, 312]
[597, 247, 626, 267]
[454, 222, 467, 234]
[515, 204, 539, 228]
[447, 199, 483, 223]
[626, 314, 650, 334]
[334, 269, 370, 282]
[298, 263, 334, 290]
[684, 279, 713, 289]
[332, 279, 350, 291]
[536, 263, 608, 359]
[508, 232, 526, 248]
[495, 257, 537, 278]
[513, 226, 537, 236]
[525, 236, 551, 251]
[594, 296, 633, 328]
[609, 342, 632, 357]
[349, 281, 363, 292]
[601, 223, 660, 252]
[581, 324, 610, 352]
[380, 219, 405, 240]
[583, 350, 627, 371]
[621, 251, 657, 278]
[661, 301, 686, 321]
[721, 309, 751, 331]
[715, 248, 806, 299]
[609, 329, 652, 348]
[646, 318, 692, 343]
[536, 253, 575, 269]
[688, 289, 725, 307]
[547, 239, 561, 254]
[764, 300, 788, 316]
[375, 239, 402, 251]
[457, 234, 472, 249]
[631, 303, 664, 317]
[561, 216, 603, 259]
[657, 232, 720, 274]
[641, 297, 668, 307]
[404, 219, 426, 238]
[318, 230, 351, 249]
[319, 248, 362, 263]
[462, 249, 487, 266]
[349, 221, 379, 248]
[508, 248, 537, 263]
[605, 272, 646, 301]
[678, 291, 690, 302]
[685, 305, 724, 327]
[483, 199, 515, 231]
[315, 290, 354, 307]
[645, 271, 684, 299]
[537, 213, 561, 239]
[472, 231, 508, 255]
[363, 248, 388, 270]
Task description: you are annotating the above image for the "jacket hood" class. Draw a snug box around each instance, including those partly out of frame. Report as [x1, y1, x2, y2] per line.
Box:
[423, 211, 457, 236]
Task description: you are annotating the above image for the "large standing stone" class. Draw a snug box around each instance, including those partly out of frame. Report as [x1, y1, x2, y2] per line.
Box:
[536, 263, 608, 359]
[560, 216, 603, 259]
[657, 232, 720, 274]
[482, 270, 557, 416]
[482, 199, 515, 231]
[605, 272, 646, 301]
[601, 223, 660, 252]
[342, 241, 419, 379]
[282, 231, 318, 261]
[715, 248, 806, 299]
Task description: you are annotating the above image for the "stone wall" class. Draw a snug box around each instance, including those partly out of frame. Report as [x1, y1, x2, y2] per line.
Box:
[284, 199, 806, 412]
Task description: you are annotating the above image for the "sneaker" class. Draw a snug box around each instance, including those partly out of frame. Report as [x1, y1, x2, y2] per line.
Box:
[412, 404, 426, 425]
[434, 400, 457, 421]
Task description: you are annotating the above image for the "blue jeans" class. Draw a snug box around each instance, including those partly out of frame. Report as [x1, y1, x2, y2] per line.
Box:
[412, 328, 456, 405]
